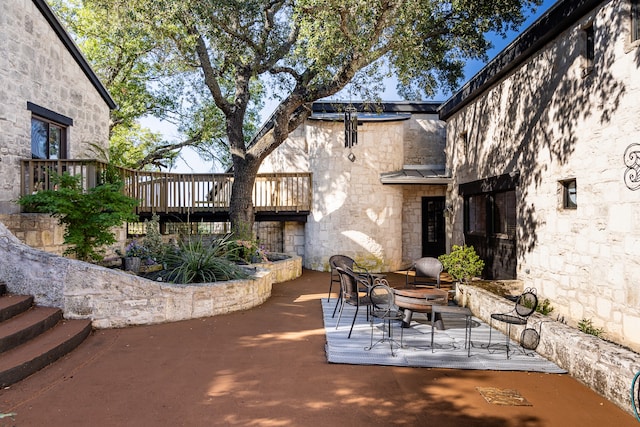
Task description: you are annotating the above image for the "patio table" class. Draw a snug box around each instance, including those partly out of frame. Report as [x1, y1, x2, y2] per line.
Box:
[392, 288, 448, 328]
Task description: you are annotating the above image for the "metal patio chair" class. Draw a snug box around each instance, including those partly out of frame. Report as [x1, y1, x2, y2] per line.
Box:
[487, 287, 538, 359]
[328, 255, 370, 316]
[334, 267, 373, 339]
[365, 278, 404, 356]
[405, 257, 443, 288]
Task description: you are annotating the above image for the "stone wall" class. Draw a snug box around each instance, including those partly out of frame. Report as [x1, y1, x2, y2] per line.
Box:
[303, 119, 404, 272]
[262, 111, 446, 273]
[0, 213, 127, 257]
[0, 221, 302, 329]
[403, 113, 446, 165]
[457, 283, 640, 417]
[444, 0, 640, 352]
[283, 221, 305, 260]
[0, 0, 111, 214]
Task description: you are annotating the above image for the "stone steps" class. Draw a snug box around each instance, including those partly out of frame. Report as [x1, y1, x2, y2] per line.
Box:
[0, 282, 92, 387]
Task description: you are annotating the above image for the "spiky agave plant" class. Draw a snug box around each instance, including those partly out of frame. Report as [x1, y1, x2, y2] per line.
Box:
[164, 235, 251, 284]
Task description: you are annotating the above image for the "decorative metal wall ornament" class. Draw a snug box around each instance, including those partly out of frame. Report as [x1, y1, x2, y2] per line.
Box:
[344, 106, 358, 149]
[624, 143, 640, 190]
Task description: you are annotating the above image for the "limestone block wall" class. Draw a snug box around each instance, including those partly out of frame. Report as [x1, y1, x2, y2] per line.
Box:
[0, 213, 127, 257]
[0, 0, 111, 214]
[0, 222, 303, 328]
[458, 283, 640, 417]
[283, 221, 305, 259]
[260, 108, 447, 272]
[403, 113, 446, 165]
[445, 0, 640, 352]
[303, 120, 404, 272]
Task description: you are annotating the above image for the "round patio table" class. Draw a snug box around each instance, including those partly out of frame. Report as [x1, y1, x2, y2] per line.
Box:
[392, 287, 448, 328]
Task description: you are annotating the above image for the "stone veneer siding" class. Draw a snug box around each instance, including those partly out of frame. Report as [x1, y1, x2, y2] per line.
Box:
[304, 119, 404, 272]
[0, 222, 302, 329]
[0, 0, 111, 214]
[0, 213, 126, 257]
[261, 112, 446, 272]
[444, 0, 640, 352]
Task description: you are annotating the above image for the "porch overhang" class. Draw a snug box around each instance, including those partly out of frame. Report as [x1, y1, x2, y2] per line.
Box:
[380, 165, 452, 185]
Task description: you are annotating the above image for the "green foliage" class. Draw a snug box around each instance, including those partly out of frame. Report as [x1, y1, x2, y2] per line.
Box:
[438, 245, 485, 283]
[227, 239, 269, 264]
[163, 235, 251, 284]
[52, 0, 542, 231]
[17, 172, 138, 262]
[578, 318, 605, 338]
[536, 298, 554, 315]
[142, 214, 165, 262]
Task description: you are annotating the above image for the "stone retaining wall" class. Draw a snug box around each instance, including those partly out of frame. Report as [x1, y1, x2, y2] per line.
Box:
[0, 221, 302, 329]
[457, 283, 640, 417]
[253, 254, 302, 284]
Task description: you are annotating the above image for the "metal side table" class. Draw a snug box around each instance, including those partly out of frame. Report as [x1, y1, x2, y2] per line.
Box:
[430, 305, 473, 356]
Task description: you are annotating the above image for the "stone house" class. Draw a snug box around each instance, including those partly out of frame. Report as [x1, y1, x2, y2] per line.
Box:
[258, 101, 449, 273]
[441, 0, 640, 352]
[0, 0, 115, 249]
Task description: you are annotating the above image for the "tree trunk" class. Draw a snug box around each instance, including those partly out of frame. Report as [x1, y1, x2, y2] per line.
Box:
[229, 161, 258, 239]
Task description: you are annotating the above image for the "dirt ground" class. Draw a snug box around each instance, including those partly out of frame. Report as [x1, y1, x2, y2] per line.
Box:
[0, 270, 636, 426]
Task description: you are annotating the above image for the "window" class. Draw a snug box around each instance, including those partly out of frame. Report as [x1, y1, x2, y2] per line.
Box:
[584, 25, 595, 72]
[31, 117, 66, 159]
[493, 190, 517, 237]
[633, 0, 640, 42]
[465, 195, 487, 235]
[27, 102, 72, 160]
[562, 179, 577, 209]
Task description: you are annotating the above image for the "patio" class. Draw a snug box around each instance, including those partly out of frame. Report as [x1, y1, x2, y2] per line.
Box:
[0, 270, 635, 426]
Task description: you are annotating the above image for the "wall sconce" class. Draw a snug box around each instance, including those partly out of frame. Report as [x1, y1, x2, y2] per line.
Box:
[347, 152, 356, 162]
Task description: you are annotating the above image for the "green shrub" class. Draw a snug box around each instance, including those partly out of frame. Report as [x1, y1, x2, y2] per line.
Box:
[163, 235, 251, 284]
[17, 171, 138, 262]
[227, 239, 269, 264]
[536, 298, 554, 315]
[142, 214, 165, 263]
[578, 318, 604, 338]
[438, 245, 485, 283]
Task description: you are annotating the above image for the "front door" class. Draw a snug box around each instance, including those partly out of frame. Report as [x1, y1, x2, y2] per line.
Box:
[421, 197, 446, 257]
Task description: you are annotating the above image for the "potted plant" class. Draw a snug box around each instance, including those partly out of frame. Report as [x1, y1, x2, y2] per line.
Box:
[438, 245, 485, 285]
[122, 240, 148, 273]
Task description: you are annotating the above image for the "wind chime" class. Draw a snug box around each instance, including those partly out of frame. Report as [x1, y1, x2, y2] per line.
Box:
[344, 105, 358, 162]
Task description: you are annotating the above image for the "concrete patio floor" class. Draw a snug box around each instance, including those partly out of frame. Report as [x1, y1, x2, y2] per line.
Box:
[0, 270, 636, 426]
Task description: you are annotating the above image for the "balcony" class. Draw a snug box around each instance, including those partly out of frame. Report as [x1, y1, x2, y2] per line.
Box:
[20, 159, 312, 222]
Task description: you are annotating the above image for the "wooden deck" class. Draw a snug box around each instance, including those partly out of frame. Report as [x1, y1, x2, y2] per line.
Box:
[21, 159, 312, 222]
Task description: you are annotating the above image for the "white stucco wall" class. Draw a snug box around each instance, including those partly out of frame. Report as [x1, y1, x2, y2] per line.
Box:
[445, 0, 640, 352]
[0, 0, 111, 214]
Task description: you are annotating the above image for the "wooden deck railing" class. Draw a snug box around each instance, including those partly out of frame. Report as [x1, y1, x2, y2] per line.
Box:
[21, 159, 312, 216]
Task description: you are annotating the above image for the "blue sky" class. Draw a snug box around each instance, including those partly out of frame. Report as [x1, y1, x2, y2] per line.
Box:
[160, 0, 558, 173]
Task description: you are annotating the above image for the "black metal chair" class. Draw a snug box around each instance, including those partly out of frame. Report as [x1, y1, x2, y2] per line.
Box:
[488, 288, 538, 359]
[334, 267, 373, 339]
[329, 255, 370, 317]
[365, 278, 404, 356]
[405, 257, 443, 288]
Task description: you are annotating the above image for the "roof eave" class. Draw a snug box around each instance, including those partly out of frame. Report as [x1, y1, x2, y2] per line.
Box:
[380, 177, 452, 185]
[439, 0, 604, 120]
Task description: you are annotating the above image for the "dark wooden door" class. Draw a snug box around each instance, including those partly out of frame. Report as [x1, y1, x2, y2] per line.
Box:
[421, 197, 446, 257]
